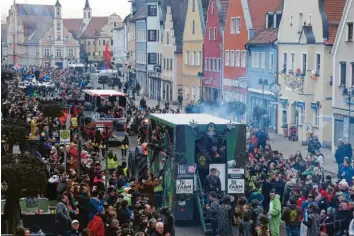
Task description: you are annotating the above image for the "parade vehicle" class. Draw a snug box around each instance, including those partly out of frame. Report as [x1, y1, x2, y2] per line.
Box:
[128, 113, 246, 234]
[80, 89, 127, 144]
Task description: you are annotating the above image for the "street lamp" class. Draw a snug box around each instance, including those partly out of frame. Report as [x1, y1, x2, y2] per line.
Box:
[343, 86, 354, 143]
[270, 82, 281, 133]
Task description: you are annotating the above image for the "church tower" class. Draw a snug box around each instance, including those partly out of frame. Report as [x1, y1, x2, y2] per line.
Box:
[54, 0, 63, 44]
[83, 0, 92, 26]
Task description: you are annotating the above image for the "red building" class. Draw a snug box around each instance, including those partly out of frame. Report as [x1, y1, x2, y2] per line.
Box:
[203, 0, 230, 101]
[223, 0, 281, 107]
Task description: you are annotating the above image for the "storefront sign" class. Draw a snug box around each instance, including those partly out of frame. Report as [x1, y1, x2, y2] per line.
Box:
[176, 179, 194, 194]
[227, 168, 245, 194]
[209, 164, 226, 191]
[60, 130, 70, 144]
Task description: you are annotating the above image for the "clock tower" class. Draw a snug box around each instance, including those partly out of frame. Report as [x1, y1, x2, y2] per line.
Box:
[54, 0, 63, 44]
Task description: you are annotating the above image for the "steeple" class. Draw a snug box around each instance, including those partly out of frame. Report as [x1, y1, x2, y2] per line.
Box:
[55, 0, 61, 7]
[84, 0, 91, 10]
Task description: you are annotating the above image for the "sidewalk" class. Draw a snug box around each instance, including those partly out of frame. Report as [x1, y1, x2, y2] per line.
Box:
[268, 132, 337, 174]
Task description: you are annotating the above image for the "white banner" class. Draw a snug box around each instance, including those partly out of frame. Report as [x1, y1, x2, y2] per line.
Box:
[227, 179, 245, 194]
[176, 179, 194, 194]
[60, 130, 70, 144]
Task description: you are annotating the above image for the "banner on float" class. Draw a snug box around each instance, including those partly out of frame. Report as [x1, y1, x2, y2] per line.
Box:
[176, 179, 194, 194]
[176, 164, 195, 194]
[60, 130, 70, 144]
[209, 164, 226, 191]
[227, 168, 245, 194]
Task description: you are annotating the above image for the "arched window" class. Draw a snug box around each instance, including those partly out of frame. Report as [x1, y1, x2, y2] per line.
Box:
[167, 32, 170, 45]
[84, 12, 86, 18]
[192, 20, 195, 34]
[192, 0, 195, 12]
[298, 12, 303, 32]
[88, 12, 91, 18]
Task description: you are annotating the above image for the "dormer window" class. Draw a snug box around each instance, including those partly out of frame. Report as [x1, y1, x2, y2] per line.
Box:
[308, 14, 312, 25]
[57, 11, 60, 16]
[212, 2, 215, 15]
[298, 13, 303, 33]
[88, 12, 91, 18]
[348, 22, 353, 41]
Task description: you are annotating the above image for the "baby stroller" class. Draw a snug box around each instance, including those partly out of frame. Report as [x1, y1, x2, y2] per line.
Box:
[288, 124, 298, 141]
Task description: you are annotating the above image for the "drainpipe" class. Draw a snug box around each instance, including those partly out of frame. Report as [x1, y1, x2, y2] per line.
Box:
[273, 42, 279, 134]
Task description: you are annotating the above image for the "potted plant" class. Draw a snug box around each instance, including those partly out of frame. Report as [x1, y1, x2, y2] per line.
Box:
[281, 124, 288, 137]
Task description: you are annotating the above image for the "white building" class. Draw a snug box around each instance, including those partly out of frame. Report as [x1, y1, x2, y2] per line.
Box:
[112, 26, 125, 64]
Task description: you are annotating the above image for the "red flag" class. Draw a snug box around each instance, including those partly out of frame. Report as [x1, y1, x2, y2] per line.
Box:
[104, 43, 111, 69]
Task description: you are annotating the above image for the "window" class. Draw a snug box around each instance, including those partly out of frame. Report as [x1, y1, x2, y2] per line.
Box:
[269, 52, 274, 70]
[99, 51, 101, 56]
[241, 50, 246, 68]
[261, 52, 265, 69]
[166, 58, 169, 70]
[225, 50, 230, 66]
[210, 58, 213, 71]
[299, 105, 305, 125]
[230, 50, 235, 67]
[163, 58, 166, 69]
[56, 48, 62, 57]
[290, 53, 295, 71]
[347, 23, 353, 41]
[212, 2, 215, 15]
[148, 5, 157, 16]
[111, 39, 113, 45]
[236, 17, 241, 34]
[198, 51, 202, 66]
[315, 53, 321, 75]
[170, 58, 173, 70]
[87, 52, 90, 56]
[298, 12, 303, 33]
[352, 64, 354, 86]
[114, 22, 116, 27]
[217, 58, 221, 72]
[340, 62, 347, 86]
[68, 49, 74, 57]
[99, 40, 100, 45]
[87, 41, 90, 45]
[103, 40, 106, 45]
[252, 52, 256, 68]
[302, 53, 307, 74]
[44, 48, 50, 57]
[65, 36, 69, 41]
[148, 30, 157, 41]
[209, 27, 212, 40]
[148, 53, 157, 64]
[283, 53, 287, 72]
[213, 58, 217, 72]
[256, 52, 260, 68]
[231, 17, 236, 34]
[213, 27, 217, 40]
[185, 51, 189, 65]
[192, 21, 195, 34]
[48, 36, 52, 41]
[185, 85, 189, 98]
[236, 50, 241, 67]
[312, 107, 319, 127]
[192, 0, 195, 12]
[192, 51, 196, 65]
[88, 12, 91, 18]
[205, 57, 209, 71]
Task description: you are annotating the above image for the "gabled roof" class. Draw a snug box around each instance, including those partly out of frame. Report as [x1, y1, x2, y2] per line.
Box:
[15, 4, 54, 17]
[220, 0, 230, 24]
[63, 18, 84, 39]
[84, 0, 91, 10]
[1, 24, 8, 43]
[332, 0, 353, 54]
[170, 0, 188, 53]
[246, 28, 278, 45]
[81, 17, 108, 39]
[19, 15, 53, 37]
[247, 0, 281, 33]
[132, 4, 148, 21]
[324, 0, 346, 45]
[25, 21, 53, 45]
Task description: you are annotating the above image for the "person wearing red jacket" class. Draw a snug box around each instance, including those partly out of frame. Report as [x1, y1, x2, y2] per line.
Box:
[87, 208, 105, 236]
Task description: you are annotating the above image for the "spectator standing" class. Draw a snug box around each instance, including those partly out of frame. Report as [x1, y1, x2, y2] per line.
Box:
[55, 194, 72, 235]
[206, 192, 219, 236]
[68, 219, 82, 236]
[268, 190, 281, 236]
[87, 209, 105, 236]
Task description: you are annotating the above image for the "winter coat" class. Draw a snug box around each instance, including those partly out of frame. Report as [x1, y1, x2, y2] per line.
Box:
[269, 194, 281, 236]
[87, 215, 105, 236]
[303, 213, 320, 236]
[88, 197, 103, 221]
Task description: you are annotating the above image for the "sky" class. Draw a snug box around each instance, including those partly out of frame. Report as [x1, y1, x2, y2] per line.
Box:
[1, 0, 131, 21]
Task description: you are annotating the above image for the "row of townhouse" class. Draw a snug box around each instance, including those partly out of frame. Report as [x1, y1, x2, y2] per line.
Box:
[122, 0, 353, 149]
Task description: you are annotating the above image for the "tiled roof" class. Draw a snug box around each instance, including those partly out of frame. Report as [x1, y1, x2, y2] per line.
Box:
[19, 15, 53, 36]
[15, 4, 54, 17]
[220, 0, 230, 24]
[170, 0, 188, 53]
[132, 4, 148, 21]
[63, 18, 84, 39]
[25, 21, 53, 44]
[1, 24, 8, 43]
[247, 0, 282, 33]
[81, 17, 108, 39]
[324, 0, 346, 45]
[275, 0, 283, 12]
[246, 27, 278, 45]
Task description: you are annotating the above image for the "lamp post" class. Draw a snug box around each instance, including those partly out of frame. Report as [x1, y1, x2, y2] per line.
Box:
[270, 82, 281, 133]
[343, 87, 354, 143]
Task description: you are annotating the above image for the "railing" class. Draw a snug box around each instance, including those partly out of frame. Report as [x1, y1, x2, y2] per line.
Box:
[195, 171, 206, 233]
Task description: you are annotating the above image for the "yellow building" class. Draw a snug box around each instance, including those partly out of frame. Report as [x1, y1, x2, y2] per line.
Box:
[181, 0, 208, 103]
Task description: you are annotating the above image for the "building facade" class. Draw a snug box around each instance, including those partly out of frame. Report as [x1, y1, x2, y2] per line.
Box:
[5, 1, 80, 67]
[182, 0, 209, 103]
[332, 0, 354, 149]
[277, 0, 345, 147]
[112, 26, 125, 64]
[135, 17, 148, 95]
[203, 0, 229, 102]
[1, 24, 8, 64]
[246, 12, 281, 130]
[161, 0, 188, 102]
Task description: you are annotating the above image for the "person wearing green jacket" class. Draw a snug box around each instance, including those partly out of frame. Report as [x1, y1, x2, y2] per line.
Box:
[302, 164, 315, 176]
[269, 190, 281, 236]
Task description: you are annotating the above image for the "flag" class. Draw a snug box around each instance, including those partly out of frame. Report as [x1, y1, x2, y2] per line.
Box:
[104, 43, 111, 69]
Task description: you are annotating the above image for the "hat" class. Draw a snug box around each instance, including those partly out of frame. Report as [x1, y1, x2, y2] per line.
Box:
[48, 175, 59, 183]
[97, 206, 104, 213]
[72, 220, 79, 224]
